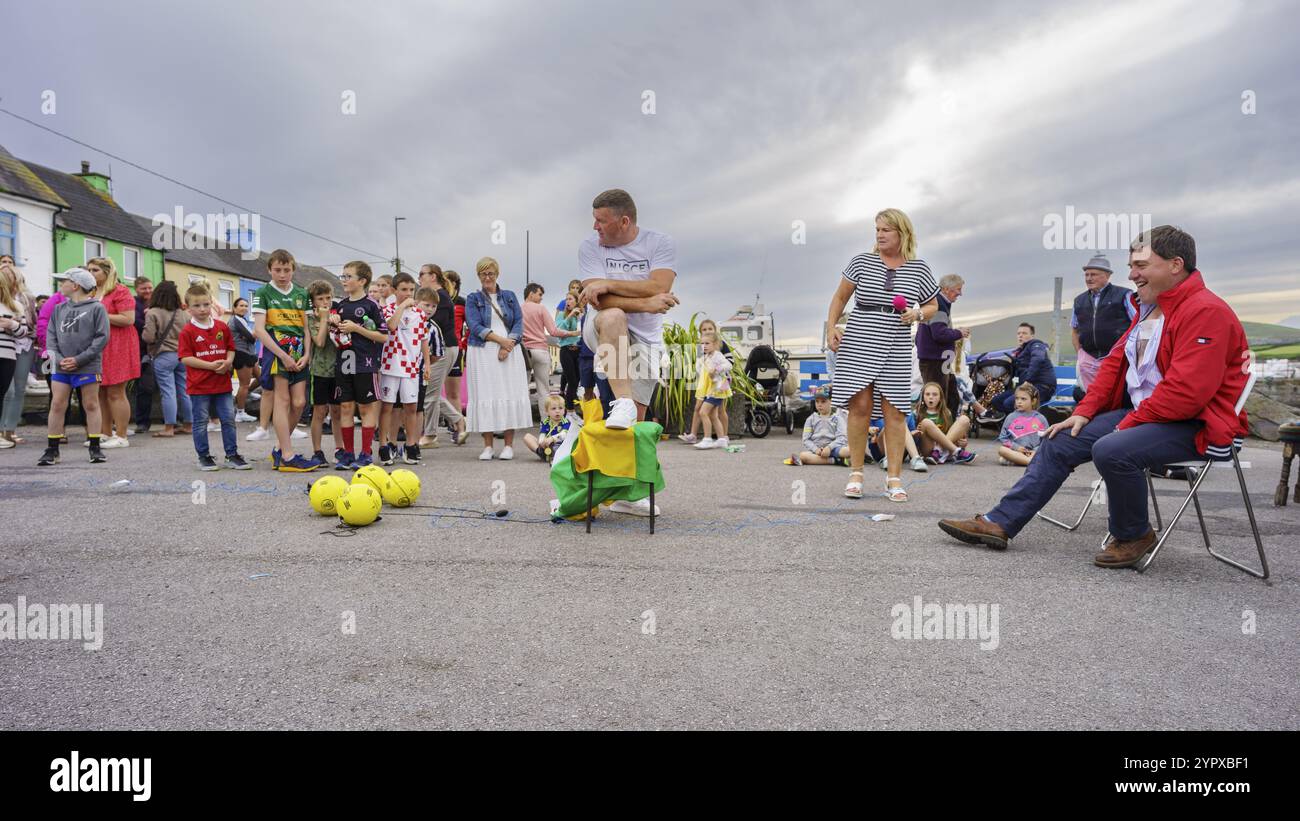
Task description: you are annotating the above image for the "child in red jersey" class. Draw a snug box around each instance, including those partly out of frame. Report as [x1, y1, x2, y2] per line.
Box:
[178, 283, 251, 471]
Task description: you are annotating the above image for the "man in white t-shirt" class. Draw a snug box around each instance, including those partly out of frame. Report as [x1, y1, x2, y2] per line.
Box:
[577, 188, 680, 432]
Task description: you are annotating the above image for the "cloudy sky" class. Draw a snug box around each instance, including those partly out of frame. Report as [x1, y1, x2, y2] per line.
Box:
[6, 0, 1299, 344]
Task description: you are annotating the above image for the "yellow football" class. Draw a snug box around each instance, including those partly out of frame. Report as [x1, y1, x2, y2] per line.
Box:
[308, 475, 350, 515]
[384, 469, 421, 507]
[337, 484, 383, 526]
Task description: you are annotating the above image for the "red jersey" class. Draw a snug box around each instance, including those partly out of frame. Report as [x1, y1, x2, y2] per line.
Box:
[178, 318, 235, 395]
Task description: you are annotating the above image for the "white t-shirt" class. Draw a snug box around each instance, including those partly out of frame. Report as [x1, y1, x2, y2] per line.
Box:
[577, 227, 677, 344]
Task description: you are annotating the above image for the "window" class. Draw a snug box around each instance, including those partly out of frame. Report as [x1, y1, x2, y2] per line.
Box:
[0, 211, 15, 258]
[218, 280, 235, 309]
[84, 238, 104, 262]
[122, 247, 140, 281]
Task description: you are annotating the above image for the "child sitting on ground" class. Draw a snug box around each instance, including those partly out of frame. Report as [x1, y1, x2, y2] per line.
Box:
[38, 268, 109, 466]
[785, 386, 847, 466]
[997, 383, 1048, 466]
[524, 395, 571, 462]
[871, 411, 928, 472]
[915, 381, 976, 464]
[692, 331, 732, 450]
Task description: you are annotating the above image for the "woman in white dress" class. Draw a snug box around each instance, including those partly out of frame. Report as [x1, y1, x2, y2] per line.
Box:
[464, 256, 532, 459]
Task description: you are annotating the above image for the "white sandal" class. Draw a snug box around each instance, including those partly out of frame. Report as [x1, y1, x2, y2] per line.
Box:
[886, 478, 909, 503]
[844, 470, 865, 499]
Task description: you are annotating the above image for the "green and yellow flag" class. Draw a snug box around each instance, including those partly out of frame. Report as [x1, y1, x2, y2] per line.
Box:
[549, 397, 665, 521]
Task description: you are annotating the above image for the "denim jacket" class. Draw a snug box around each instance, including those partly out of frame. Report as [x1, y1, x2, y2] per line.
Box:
[464, 288, 523, 347]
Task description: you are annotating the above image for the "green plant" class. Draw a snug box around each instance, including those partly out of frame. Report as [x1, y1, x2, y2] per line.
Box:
[654, 313, 760, 432]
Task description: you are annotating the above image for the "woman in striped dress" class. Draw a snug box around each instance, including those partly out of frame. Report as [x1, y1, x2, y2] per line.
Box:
[827, 209, 939, 502]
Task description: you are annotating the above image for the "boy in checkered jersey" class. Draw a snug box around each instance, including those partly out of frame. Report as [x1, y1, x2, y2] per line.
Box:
[378, 275, 441, 465]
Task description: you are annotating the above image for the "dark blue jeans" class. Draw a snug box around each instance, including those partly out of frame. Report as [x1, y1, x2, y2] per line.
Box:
[984, 408, 1202, 541]
[190, 392, 237, 458]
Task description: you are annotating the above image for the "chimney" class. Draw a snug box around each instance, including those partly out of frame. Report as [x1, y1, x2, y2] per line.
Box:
[74, 160, 112, 195]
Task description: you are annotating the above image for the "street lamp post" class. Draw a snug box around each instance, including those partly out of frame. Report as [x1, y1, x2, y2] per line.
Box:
[393, 216, 406, 273]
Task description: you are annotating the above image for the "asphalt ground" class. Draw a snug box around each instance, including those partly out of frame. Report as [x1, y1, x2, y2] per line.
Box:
[1, 419, 1296, 730]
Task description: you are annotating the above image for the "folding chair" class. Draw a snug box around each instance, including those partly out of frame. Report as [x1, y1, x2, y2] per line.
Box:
[1036, 477, 1102, 531]
[1038, 472, 1168, 532]
[1130, 370, 1269, 577]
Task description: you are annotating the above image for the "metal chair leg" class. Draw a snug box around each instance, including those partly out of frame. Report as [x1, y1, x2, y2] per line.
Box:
[649, 481, 655, 535]
[1205, 451, 1270, 579]
[585, 471, 593, 534]
[1187, 468, 1213, 552]
[1136, 459, 1214, 573]
[1036, 479, 1102, 531]
[1147, 472, 1164, 532]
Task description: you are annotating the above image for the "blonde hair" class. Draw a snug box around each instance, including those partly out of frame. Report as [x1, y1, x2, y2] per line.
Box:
[475, 257, 500, 278]
[544, 394, 566, 413]
[915, 381, 953, 430]
[0, 269, 19, 313]
[873, 208, 918, 260]
[88, 256, 120, 298]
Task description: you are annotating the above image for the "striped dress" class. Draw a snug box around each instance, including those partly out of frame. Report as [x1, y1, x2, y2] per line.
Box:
[831, 253, 939, 418]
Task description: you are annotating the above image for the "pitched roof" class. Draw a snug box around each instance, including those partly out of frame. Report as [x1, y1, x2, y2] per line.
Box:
[0, 144, 69, 209]
[25, 161, 155, 248]
[124, 213, 340, 292]
[128, 213, 244, 276]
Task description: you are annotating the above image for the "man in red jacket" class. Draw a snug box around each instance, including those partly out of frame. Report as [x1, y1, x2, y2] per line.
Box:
[938, 226, 1250, 568]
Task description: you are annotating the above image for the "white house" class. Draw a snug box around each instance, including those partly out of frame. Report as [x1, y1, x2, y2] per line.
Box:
[0, 143, 66, 296]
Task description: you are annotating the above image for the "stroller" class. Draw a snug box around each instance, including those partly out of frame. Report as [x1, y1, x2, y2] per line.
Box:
[968, 350, 1015, 438]
[743, 345, 793, 438]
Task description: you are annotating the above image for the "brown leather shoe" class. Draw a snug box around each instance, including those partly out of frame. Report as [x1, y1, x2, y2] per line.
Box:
[1094, 529, 1157, 568]
[938, 515, 1009, 551]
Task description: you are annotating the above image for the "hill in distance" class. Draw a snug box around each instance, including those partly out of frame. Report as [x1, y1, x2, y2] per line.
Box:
[962, 311, 1300, 361]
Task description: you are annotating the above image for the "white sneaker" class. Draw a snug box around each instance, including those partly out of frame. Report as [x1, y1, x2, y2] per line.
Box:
[693, 438, 716, 450]
[291, 427, 308, 440]
[605, 397, 637, 430]
[715, 437, 729, 449]
[246, 427, 269, 441]
[478, 447, 495, 461]
[0, 436, 14, 449]
[911, 456, 928, 473]
[101, 435, 129, 449]
[677, 433, 698, 444]
[499, 446, 514, 460]
[608, 498, 660, 516]
[235, 411, 257, 423]
[207, 421, 221, 432]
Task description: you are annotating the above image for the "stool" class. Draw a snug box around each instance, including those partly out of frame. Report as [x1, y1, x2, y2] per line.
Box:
[585, 471, 655, 534]
[1275, 419, 1300, 506]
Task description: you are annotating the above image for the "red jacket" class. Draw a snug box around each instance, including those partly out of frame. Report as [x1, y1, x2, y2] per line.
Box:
[1075, 270, 1249, 457]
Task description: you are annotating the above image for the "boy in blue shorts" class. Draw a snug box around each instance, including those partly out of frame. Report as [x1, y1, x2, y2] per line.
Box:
[251, 249, 315, 472]
[38, 268, 109, 466]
